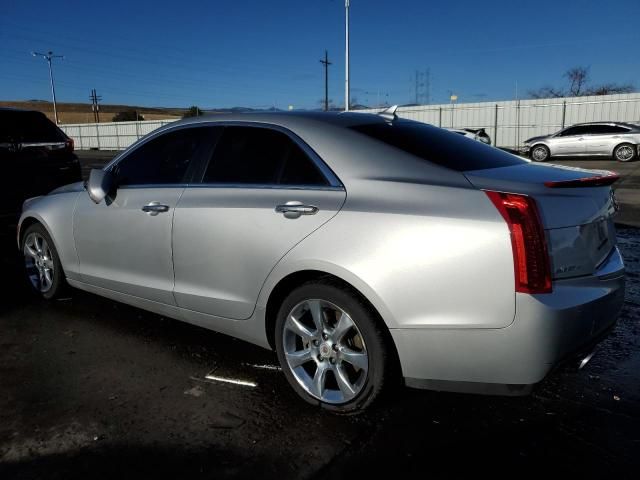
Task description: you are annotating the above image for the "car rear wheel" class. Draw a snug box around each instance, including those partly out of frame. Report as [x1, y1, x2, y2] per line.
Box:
[531, 144, 550, 162]
[22, 223, 66, 300]
[275, 280, 393, 414]
[613, 143, 636, 162]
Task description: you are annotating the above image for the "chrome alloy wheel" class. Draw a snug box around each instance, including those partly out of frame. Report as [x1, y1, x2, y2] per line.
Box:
[23, 232, 54, 293]
[615, 145, 634, 161]
[532, 146, 549, 161]
[282, 299, 368, 404]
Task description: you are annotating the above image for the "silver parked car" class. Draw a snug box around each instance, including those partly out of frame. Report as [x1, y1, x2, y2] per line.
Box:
[525, 122, 640, 162]
[445, 127, 492, 145]
[18, 110, 625, 413]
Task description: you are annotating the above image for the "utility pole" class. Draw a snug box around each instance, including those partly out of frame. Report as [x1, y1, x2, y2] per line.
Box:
[32, 51, 64, 124]
[414, 68, 431, 105]
[425, 68, 431, 105]
[320, 50, 332, 111]
[90, 88, 102, 123]
[344, 0, 350, 111]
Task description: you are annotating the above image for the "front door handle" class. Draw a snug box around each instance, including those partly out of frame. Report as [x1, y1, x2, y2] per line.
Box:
[275, 201, 319, 219]
[142, 202, 169, 215]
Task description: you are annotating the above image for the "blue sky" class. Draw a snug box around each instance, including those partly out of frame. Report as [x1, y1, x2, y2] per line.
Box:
[2, 0, 639, 109]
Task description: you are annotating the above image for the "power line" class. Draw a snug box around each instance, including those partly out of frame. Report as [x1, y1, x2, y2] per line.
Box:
[320, 50, 332, 111]
[32, 50, 64, 124]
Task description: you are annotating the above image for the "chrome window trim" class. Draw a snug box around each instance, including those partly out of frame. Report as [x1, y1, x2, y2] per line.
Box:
[116, 183, 345, 192]
[105, 120, 344, 189]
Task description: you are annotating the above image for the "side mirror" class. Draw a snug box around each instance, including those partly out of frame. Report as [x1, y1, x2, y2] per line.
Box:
[87, 169, 115, 204]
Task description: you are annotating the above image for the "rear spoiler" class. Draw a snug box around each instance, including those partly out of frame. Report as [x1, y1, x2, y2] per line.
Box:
[544, 172, 619, 188]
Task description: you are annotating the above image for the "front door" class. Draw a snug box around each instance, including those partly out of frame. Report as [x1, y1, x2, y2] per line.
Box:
[74, 126, 213, 304]
[550, 126, 587, 156]
[172, 125, 346, 319]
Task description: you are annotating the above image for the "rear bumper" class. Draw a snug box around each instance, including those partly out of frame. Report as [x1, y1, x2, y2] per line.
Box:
[393, 247, 625, 395]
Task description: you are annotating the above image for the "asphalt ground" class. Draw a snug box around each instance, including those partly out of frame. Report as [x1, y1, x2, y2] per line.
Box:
[0, 150, 638, 479]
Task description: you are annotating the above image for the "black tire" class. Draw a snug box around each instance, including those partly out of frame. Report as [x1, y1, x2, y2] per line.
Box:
[21, 223, 67, 300]
[613, 143, 636, 162]
[275, 279, 395, 414]
[530, 144, 550, 162]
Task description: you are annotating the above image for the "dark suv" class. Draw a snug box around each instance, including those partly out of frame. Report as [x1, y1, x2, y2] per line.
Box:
[0, 108, 81, 229]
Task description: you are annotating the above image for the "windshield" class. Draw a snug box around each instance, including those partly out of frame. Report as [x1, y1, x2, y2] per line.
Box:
[350, 121, 526, 171]
[0, 110, 67, 143]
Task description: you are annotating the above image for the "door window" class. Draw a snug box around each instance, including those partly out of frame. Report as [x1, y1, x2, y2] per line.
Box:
[202, 126, 329, 186]
[589, 125, 631, 134]
[114, 127, 210, 186]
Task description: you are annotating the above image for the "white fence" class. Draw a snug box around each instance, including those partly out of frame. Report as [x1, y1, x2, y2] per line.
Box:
[357, 93, 640, 149]
[60, 119, 178, 150]
[60, 93, 640, 151]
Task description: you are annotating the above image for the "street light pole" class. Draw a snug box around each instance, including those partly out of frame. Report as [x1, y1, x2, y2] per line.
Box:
[345, 0, 350, 112]
[32, 51, 63, 124]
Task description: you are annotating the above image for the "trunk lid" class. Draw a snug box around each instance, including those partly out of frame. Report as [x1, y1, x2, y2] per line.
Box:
[465, 162, 619, 280]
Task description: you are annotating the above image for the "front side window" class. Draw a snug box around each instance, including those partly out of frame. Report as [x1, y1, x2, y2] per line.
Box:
[114, 127, 209, 186]
[202, 126, 329, 186]
[557, 126, 581, 137]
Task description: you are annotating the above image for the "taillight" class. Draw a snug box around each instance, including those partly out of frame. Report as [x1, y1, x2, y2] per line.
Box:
[485, 191, 552, 294]
[544, 172, 619, 188]
[65, 138, 74, 152]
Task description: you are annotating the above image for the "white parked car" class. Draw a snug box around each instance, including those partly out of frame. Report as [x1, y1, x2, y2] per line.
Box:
[446, 128, 492, 145]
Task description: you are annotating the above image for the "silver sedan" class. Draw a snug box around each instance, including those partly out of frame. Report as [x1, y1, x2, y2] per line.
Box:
[18, 110, 625, 413]
[525, 122, 640, 162]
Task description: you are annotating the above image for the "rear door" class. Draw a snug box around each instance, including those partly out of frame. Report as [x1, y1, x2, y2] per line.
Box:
[583, 124, 631, 155]
[74, 126, 212, 304]
[172, 124, 346, 319]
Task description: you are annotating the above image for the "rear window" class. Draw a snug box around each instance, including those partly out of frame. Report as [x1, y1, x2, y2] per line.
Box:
[0, 110, 66, 143]
[350, 121, 525, 171]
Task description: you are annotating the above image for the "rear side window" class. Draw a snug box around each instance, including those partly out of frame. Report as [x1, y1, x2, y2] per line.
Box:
[0, 110, 66, 143]
[202, 126, 328, 186]
[114, 127, 209, 185]
[350, 121, 524, 171]
[590, 125, 631, 134]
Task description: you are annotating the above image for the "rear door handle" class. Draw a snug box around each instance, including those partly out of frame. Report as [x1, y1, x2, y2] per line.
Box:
[275, 201, 319, 218]
[142, 202, 169, 215]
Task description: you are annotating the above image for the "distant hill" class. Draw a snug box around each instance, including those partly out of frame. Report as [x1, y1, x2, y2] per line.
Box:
[0, 100, 369, 124]
[0, 100, 184, 124]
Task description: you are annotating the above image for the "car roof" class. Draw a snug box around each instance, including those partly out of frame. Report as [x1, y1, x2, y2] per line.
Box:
[0, 107, 49, 116]
[571, 121, 639, 128]
[171, 110, 390, 130]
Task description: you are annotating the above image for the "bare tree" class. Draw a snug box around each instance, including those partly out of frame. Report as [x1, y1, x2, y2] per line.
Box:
[565, 66, 590, 96]
[528, 86, 565, 99]
[529, 66, 635, 99]
[586, 83, 635, 96]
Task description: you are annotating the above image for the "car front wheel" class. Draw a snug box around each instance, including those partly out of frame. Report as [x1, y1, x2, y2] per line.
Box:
[531, 144, 550, 162]
[22, 223, 66, 300]
[275, 280, 394, 414]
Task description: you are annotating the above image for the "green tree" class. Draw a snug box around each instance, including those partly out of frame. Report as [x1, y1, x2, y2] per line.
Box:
[112, 110, 144, 122]
[183, 106, 203, 118]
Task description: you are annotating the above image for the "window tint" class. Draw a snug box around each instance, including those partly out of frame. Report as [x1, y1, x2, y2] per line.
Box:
[203, 126, 328, 186]
[0, 110, 66, 143]
[558, 126, 582, 136]
[589, 125, 631, 134]
[350, 121, 525, 172]
[114, 127, 208, 185]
